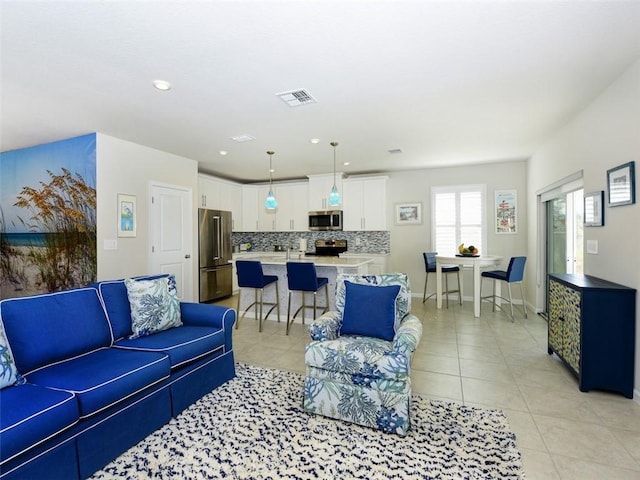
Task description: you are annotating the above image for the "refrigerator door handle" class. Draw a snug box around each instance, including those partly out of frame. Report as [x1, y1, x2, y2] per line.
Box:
[212, 215, 221, 260]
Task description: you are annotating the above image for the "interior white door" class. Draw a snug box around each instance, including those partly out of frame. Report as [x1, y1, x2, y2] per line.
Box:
[149, 183, 193, 301]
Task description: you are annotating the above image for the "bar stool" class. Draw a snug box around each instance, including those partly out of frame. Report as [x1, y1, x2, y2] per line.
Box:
[481, 256, 528, 322]
[422, 252, 461, 308]
[235, 260, 280, 332]
[285, 262, 329, 335]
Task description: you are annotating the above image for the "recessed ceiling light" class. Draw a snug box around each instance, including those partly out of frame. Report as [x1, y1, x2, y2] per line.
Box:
[219, 150, 228, 156]
[310, 138, 320, 144]
[153, 80, 171, 91]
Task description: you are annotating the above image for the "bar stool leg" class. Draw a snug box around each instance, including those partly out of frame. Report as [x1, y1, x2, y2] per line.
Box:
[258, 289, 264, 332]
[445, 273, 449, 309]
[457, 270, 462, 305]
[519, 282, 528, 318]
[235, 289, 242, 329]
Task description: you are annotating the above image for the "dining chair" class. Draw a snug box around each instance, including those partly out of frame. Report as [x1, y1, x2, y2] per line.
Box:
[422, 252, 461, 308]
[480, 256, 528, 322]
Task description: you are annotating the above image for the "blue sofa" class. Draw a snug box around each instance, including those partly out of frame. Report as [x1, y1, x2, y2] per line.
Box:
[0, 275, 236, 480]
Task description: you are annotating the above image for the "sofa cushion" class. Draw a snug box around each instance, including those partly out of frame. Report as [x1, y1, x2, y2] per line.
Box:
[0, 383, 78, 465]
[340, 281, 400, 341]
[0, 321, 24, 389]
[25, 348, 170, 418]
[125, 275, 182, 339]
[114, 325, 225, 369]
[94, 274, 169, 341]
[0, 288, 112, 374]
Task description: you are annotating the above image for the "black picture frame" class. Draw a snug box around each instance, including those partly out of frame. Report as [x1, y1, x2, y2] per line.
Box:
[607, 161, 635, 207]
[584, 191, 604, 227]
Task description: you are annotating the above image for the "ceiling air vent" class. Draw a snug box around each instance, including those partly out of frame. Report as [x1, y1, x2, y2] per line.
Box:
[388, 148, 403, 154]
[276, 89, 317, 107]
[231, 134, 255, 143]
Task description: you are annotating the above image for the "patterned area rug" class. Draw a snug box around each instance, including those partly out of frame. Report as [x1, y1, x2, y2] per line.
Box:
[91, 364, 525, 479]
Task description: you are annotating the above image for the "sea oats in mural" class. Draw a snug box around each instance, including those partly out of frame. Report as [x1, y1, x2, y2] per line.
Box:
[13, 168, 97, 292]
[0, 133, 97, 299]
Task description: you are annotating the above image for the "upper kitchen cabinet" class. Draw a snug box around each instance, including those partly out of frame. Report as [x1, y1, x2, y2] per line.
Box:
[342, 176, 388, 231]
[241, 185, 277, 232]
[198, 175, 242, 231]
[274, 182, 309, 231]
[307, 173, 343, 211]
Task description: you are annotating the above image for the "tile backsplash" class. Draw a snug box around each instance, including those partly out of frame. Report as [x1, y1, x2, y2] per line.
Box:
[232, 231, 390, 254]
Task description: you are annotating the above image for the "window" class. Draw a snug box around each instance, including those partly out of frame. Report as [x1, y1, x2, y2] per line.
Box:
[431, 185, 486, 255]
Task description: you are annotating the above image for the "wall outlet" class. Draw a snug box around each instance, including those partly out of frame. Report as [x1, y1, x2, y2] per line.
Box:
[586, 240, 598, 254]
[103, 239, 118, 250]
[355, 237, 362, 246]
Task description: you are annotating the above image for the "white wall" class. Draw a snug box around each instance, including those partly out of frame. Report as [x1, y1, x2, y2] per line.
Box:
[526, 58, 640, 395]
[387, 160, 528, 299]
[96, 134, 199, 299]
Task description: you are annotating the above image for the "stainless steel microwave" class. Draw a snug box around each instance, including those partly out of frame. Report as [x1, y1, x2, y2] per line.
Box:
[308, 210, 343, 231]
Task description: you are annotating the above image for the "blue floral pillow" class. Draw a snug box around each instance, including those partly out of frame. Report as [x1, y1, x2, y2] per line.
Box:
[339, 281, 401, 341]
[0, 320, 25, 389]
[125, 275, 182, 339]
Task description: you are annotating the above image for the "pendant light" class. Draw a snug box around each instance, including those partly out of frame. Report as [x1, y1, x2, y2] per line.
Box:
[264, 150, 278, 210]
[328, 141, 342, 207]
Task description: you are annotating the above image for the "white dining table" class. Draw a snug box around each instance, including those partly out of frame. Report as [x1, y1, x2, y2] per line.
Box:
[436, 254, 503, 317]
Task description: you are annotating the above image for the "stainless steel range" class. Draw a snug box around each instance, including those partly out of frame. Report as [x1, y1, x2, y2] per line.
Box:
[306, 239, 348, 256]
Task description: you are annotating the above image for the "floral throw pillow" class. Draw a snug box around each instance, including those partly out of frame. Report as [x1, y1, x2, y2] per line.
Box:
[1, 320, 25, 389]
[125, 275, 182, 339]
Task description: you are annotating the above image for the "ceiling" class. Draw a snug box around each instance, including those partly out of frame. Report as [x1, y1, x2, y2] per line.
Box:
[2, 1, 640, 183]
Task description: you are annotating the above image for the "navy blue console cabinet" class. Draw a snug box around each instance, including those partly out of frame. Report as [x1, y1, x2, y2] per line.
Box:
[547, 273, 636, 399]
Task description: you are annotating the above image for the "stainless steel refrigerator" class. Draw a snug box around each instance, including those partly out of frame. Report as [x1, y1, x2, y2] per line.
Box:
[198, 209, 233, 302]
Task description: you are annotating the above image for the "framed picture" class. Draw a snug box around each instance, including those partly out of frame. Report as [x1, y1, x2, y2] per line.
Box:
[495, 190, 517, 234]
[117, 194, 137, 237]
[607, 161, 635, 206]
[395, 202, 422, 225]
[584, 191, 604, 227]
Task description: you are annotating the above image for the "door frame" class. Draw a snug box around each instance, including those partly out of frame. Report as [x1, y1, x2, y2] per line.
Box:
[148, 181, 195, 301]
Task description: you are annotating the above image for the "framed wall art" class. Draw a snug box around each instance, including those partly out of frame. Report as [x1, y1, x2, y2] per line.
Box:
[395, 202, 422, 225]
[584, 191, 604, 227]
[495, 190, 517, 234]
[117, 194, 137, 237]
[607, 161, 635, 206]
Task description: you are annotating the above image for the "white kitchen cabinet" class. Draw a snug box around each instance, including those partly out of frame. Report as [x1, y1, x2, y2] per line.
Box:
[307, 173, 343, 211]
[241, 185, 260, 231]
[342, 176, 387, 231]
[198, 175, 220, 208]
[241, 185, 278, 232]
[257, 185, 277, 231]
[275, 182, 309, 231]
[198, 175, 243, 231]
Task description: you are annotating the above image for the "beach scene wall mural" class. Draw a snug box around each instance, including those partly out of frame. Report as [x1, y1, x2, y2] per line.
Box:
[0, 133, 97, 299]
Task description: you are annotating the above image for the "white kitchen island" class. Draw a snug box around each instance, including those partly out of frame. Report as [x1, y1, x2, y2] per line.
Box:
[232, 253, 374, 323]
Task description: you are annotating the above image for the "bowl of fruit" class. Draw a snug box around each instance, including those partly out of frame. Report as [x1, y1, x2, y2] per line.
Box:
[457, 244, 479, 256]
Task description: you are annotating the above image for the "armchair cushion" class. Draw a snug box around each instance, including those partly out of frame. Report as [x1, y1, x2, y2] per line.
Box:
[339, 281, 400, 341]
[335, 273, 411, 330]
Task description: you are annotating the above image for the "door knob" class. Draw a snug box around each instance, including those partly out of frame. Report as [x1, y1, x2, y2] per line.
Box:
[185, 254, 191, 259]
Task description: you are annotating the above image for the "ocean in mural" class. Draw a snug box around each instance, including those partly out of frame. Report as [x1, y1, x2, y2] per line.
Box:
[0, 133, 97, 299]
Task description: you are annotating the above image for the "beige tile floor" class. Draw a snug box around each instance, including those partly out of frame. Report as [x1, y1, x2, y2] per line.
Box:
[213, 294, 640, 479]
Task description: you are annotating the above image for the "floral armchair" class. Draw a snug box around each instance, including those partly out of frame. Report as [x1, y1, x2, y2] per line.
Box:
[303, 273, 423, 436]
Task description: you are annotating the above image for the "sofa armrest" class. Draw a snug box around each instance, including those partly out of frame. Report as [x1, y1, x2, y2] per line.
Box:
[180, 303, 236, 351]
[393, 314, 422, 355]
[308, 311, 342, 341]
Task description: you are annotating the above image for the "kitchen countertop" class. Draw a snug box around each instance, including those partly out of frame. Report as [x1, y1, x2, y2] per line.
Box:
[233, 253, 374, 268]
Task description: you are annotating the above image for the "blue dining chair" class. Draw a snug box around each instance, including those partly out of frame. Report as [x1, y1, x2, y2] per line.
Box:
[480, 256, 528, 322]
[422, 252, 461, 308]
[235, 260, 280, 332]
[285, 262, 329, 335]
